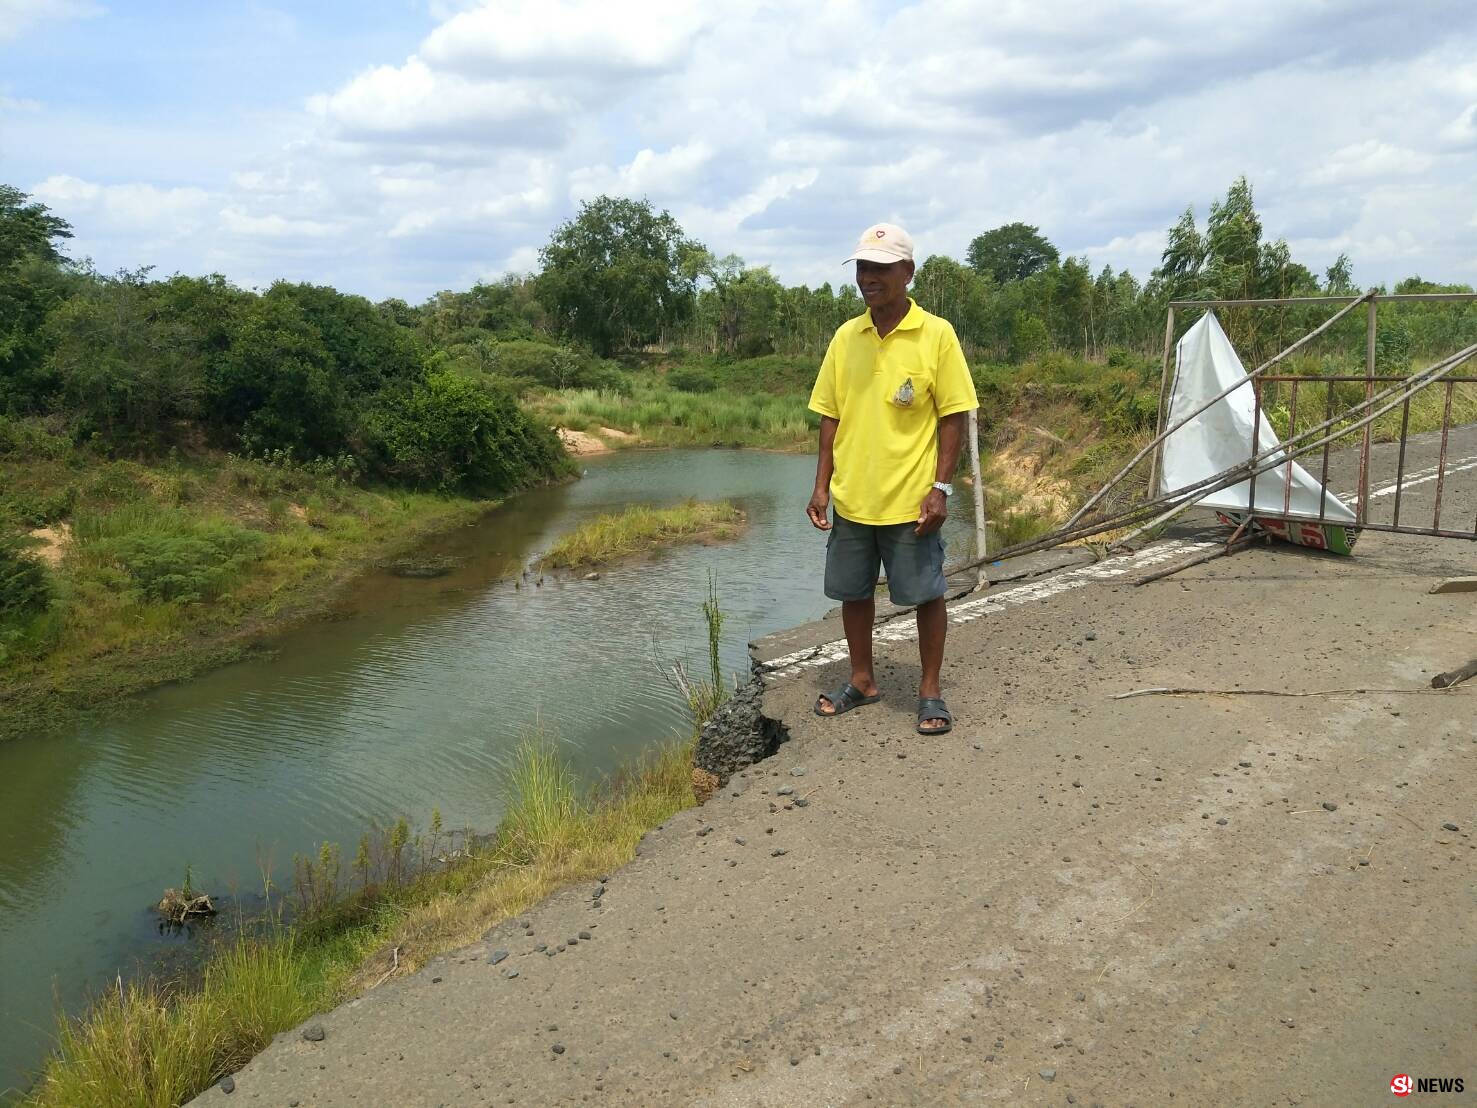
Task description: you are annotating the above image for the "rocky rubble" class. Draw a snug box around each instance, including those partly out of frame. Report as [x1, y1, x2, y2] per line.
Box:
[694, 672, 790, 782]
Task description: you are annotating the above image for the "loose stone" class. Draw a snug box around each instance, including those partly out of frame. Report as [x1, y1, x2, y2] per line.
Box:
[578, 930, 592, 940]
[551, 1044, 565, 1055]
[489, 949, 510, 965]
[1039, 1068, 1057, 1081]
[505, 969, 519, 978]
[794, 797, 809, 807]
[1442, 822, 1459, 831]
[219, 1075, 235, 1094]
[777, 785, 794, 796]
[1216, 818, 1228, 826]
[1322, 801, 1338, 812]
[790, 766, 807, 777]
[771, 848, 788, 857]
[302, 1024, 326, 1043]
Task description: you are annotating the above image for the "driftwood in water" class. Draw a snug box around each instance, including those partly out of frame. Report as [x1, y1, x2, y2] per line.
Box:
[156, 888, 217, 924]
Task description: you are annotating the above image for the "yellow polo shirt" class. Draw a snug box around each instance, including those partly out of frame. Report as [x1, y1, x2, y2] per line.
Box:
[808, 299, 978, 526]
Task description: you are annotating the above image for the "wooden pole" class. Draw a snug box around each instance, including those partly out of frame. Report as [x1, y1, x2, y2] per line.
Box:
[1147, 306, 1176, 500]
[968, 408, 989, 589]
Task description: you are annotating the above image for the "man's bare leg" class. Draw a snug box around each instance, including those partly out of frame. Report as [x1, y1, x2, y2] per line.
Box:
[916, 596, 948, 730]
[816, 597, 879, 714]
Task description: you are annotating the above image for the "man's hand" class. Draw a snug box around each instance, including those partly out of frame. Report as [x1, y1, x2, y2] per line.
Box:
[807, 487, 832, 531]
[915, 488, 947, 535]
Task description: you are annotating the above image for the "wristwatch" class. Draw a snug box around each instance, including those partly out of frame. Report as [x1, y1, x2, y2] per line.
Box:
[932, 481, 954, 497]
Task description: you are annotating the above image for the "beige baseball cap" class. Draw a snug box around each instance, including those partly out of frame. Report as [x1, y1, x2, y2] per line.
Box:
[845, 222, 914, 265]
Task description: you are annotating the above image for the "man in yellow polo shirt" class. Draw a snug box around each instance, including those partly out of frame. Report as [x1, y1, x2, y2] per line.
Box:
[806, 222, 978, 734]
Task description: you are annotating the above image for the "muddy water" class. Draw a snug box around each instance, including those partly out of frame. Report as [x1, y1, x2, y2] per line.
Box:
[0, 449, 980, 1096]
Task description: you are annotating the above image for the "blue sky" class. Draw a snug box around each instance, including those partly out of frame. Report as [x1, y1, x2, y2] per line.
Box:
[3, 0, 1476, 302]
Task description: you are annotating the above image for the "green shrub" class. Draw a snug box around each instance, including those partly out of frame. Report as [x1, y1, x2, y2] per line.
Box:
[366, 371, 567, 495]
[0, 414, 72, 459]
[0, 531, 52, 622]
[484, 339, 630, 394]
[73, 504, 266, 604]
[0, 483, 76, 527]
[667, 367, 717, 393]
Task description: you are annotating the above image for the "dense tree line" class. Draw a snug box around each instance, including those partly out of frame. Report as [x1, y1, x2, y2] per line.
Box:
[0, 188, 564, 496]
[4, 177, 1474, 478]
[429, 177, 1477, 369]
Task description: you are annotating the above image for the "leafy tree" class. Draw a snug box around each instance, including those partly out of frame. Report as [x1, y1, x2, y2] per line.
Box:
[1009, 311, 1049, 362]
[1154, 206, 1206, 299]
[204, 294, 342, 457]
[46, 269, 209, 444]
[966, 222, 1059, 283]
[0, 185, 78, 412]
[912, 255, 993, 348]
[265, 282, 423, 396]
[537, 196, 704, 355]
[1324, 253, 1355, 294]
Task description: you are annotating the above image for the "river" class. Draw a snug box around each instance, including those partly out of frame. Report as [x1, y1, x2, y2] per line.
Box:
[0, 448, 981, 1097]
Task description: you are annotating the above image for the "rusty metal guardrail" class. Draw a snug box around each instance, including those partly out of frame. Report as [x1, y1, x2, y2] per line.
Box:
[955, 292, 1477, 584]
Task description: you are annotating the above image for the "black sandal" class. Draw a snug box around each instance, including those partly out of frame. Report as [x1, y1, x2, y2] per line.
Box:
[916, 697, 953, 734]
[814, 683, 882, 717]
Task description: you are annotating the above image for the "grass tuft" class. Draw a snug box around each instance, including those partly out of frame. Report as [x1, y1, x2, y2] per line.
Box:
[540, 499, 745, 569]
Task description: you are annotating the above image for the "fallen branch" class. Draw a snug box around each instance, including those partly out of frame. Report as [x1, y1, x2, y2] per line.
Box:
[1111, 685, 1466, 701]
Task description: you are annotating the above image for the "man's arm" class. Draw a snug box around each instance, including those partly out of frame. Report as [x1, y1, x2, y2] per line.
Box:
[916, 411, 968, 535]
[807, 415, 839, 531]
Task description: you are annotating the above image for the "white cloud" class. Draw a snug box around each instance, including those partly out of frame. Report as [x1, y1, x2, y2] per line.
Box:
[0, 0, 100, 42]
[1304, 140, 1435, 186]
[421, 0, 705, 76]
[219, 207, 339, 239]
[569, 142, 714, 203]
[307, 57, 575, 146]
[31, 174, 211, 229]
[1441, 103, 1477, 147]
[15, 1, 1477, 297]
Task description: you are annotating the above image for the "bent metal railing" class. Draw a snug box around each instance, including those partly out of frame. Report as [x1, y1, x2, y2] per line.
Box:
[952, 292, 1477, 585]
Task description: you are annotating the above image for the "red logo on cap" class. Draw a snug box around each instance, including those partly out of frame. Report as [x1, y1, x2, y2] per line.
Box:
[876, 230, 885, 237]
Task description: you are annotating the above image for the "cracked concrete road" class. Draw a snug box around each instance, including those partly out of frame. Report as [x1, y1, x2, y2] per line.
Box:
[196, 430, 1476, 1107]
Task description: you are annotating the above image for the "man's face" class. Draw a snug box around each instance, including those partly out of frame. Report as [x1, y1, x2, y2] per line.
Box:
[856, 259, 914, 311]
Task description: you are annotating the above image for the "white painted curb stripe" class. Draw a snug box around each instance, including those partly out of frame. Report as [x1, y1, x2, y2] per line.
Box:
[760, 540, 1215, 679]
[1367, 453, 1477, 500]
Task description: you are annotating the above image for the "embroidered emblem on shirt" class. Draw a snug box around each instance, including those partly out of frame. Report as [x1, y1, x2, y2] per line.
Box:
[892, 377, 914, 407]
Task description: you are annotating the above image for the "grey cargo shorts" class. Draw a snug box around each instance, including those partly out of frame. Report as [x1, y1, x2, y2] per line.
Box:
[824, 512, 947, 607]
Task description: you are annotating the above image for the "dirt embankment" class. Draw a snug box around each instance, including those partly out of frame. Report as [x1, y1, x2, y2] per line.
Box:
[557, 426, 639, 456]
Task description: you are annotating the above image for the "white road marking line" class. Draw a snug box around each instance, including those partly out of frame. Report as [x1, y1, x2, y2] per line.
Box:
[1367, 454, 1477, 500]
[759, 540, 1216, 679]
